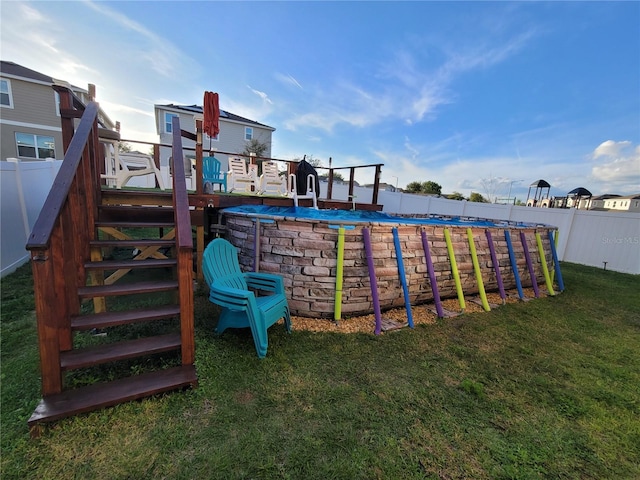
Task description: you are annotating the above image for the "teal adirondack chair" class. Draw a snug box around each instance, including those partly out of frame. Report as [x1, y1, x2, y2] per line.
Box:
[202, 238, 291, 358]
[203, 155, 227, 192]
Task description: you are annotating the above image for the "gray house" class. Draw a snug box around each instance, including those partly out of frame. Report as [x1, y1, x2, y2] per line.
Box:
[0, 60, 115, 162]
[154, 103, 275, 174]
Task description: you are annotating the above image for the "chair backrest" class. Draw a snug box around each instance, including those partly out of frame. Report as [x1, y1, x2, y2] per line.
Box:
[203, 156, 223, 181]
[228, 156, 248, 175]
[202, 238, 248, 291]
[262, 161, 279, 178]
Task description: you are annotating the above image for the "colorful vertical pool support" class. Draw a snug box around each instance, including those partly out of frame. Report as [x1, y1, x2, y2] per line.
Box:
[362, 227, 382, 335]
[329, 224, 355, 322]
[467, 228, 490, 311]
[504, 230, 524, 300]
[519, 231, 539, 298]
[420, 230, 444, 318]
[444, 228, 466, 312]
[485, 230, 506, 303]
[392, 228, 414, 328]
[535, 231, 556, 296]
[252, 216, 275, 272]
[548, 230, 565, 292]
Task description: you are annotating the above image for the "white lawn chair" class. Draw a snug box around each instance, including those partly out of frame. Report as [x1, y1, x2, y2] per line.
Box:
[258, 161, 287, 195]
[227, 156, 257, 193]
[288, 173, 318, 209]
[100, 138, 165, 190]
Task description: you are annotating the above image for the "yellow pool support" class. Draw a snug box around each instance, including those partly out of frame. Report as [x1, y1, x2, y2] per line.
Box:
[467, 228, 490, 311]
[444, 228, 465, 312]
[334, 226, 346, 321]
[535, 231, 556, 296]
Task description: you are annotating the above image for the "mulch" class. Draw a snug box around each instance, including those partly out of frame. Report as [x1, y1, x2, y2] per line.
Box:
[290, 287, 546, 334]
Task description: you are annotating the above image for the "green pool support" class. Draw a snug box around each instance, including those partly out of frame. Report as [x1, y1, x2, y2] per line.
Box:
[535, 231, 556, 296]
[467, 228, 490, 311]
[329, 224, 354, 322]
[444, 228, 465, 312]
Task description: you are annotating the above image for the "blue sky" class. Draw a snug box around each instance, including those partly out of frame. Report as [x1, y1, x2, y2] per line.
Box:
[2, 1, 639, 200]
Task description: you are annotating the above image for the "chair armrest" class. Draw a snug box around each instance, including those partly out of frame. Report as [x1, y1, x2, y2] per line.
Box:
[244, 272, 286, 294]
[209, 283, 256, 308]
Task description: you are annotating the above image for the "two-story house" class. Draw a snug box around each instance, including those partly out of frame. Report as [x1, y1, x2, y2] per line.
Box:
[1, 60, 115, 162]
[154, 103, 275, 177]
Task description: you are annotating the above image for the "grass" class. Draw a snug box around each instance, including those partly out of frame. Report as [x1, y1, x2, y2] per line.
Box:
[1, 262, 639, 479]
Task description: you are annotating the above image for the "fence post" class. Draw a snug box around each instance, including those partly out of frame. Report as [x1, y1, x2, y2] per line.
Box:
[7, 158, 31, 241]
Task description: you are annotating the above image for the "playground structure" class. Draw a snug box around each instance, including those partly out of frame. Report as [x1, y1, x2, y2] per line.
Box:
[221, 206, 564, 328]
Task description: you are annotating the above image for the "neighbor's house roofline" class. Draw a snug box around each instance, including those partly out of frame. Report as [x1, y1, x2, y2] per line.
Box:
[155, 103, 276, 132]
[0, 60, 115, 129]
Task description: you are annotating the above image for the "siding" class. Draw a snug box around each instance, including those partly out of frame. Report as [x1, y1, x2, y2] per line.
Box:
[1, 78, 63, 160]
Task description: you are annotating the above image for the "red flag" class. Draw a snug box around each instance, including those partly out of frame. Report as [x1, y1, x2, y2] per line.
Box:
[203, 91, 220, 138]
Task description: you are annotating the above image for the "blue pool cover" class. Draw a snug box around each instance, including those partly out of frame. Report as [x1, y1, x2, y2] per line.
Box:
[222, 205, 522, 227]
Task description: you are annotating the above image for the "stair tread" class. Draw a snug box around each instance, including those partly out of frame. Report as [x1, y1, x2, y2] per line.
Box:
[84, 258, 177, 270]
[61, 332, 182, 370]
[97, 221, 175, 228]
[91, 239, 175, 246]
[78, 280, 178, 298]
[71, 304, 181, 330]
[28, 365, 197, 426]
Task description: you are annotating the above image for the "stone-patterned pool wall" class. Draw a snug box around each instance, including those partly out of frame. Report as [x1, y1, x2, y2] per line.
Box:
[224, 213, 556, 318]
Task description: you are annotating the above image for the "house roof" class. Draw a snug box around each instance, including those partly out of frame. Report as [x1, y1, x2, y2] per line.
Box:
[1, 60, 54, 84]
[158, 103, 275, 131]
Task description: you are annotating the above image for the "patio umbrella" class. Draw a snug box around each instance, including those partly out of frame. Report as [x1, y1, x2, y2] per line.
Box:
[203, 91, 220, 139]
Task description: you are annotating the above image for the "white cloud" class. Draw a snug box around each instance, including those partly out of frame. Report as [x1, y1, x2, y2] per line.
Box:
[247, 86, 273, 105]
[590, 141, 640, 192]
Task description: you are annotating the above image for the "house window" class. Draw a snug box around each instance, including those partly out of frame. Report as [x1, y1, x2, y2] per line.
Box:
[165, 113, 178, 133]
[1, 79, 13, 108]
[244, 127, 253, 141]
[15, 133, 55, 159]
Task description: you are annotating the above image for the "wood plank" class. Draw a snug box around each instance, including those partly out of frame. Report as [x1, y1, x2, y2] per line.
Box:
[60, 333, 181, 370]
[28, 365, 198, 428]
[77, 280, 178, 298]
[96, 221, 175, 228]
[71, 304, 180, 330]
[84, 258, 177, 270]
[90, 239, 175, 247]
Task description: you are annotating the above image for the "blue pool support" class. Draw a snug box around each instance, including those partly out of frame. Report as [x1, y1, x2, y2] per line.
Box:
[548, 230, 565, 292]
[392, 228, 414, 328]
[362, 228, 382, 335]
[329, 224, 355, 322]
[485, 230, 506, 303]
[519, 231, 539, 298]
[420, 230, 445, 318]
[252, 216, 275, 272]
[504, 230, 524, 300]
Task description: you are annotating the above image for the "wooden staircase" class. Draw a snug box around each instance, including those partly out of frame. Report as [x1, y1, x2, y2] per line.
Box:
[26, 88, 197, 435]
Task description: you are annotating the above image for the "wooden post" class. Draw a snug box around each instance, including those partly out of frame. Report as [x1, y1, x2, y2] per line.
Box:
[372, 164, 382, 205]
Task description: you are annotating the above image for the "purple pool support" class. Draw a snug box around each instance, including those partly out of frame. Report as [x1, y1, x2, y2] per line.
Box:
[485, 230, 506, 302]
[421, 230, 445, 318]
[519, 231, 539, 298]
[363, 227, 382, 335]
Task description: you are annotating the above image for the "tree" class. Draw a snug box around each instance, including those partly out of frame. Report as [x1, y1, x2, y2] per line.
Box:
[241, 139, 269, 158]
[422, 181, 442, 195]
[405, 181, 424, 194]
[469, 192, 487, 203]
[447, 191, 465, 201]
[119, 142, 132, 153]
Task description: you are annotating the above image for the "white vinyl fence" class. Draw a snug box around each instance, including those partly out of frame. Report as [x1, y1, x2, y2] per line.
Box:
[2, 163, 638, 278]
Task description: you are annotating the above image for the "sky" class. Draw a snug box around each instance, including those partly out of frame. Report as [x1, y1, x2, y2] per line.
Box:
[1, 1, 639, 201]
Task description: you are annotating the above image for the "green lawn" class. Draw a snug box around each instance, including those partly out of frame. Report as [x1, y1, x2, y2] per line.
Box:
[1, 262, 639, 479]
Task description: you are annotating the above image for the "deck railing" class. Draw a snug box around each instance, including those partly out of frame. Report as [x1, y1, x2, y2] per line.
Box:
[26, 88, 102, 395]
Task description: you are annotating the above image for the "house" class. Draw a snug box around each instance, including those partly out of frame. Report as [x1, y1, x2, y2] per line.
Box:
[0, 60, 115, 162]
[154, 103, 275, 177]
[601, 194, 640, 213]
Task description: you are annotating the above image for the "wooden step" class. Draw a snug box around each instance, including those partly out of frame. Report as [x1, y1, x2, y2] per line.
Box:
[90, 239, 175, 248]
[71, 304, 180, 330]
[84, 258, 177, 270]
[98, 205, 174, 223]
[78, 280, 178, 299]
[96, 220, 175, 228]
[61, 332, 182, 370]
[28, 365, 198, 433]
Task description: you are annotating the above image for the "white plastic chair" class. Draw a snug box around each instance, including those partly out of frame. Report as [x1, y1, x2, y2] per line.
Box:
[288, 173, 318, 209]
[227, 156, 257, 193]
[100, 138, 165, 190]
[258, 161, 287, 195]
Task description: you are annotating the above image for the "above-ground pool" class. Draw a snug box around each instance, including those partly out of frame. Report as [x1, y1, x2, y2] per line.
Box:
[221, 205, 561, 320]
